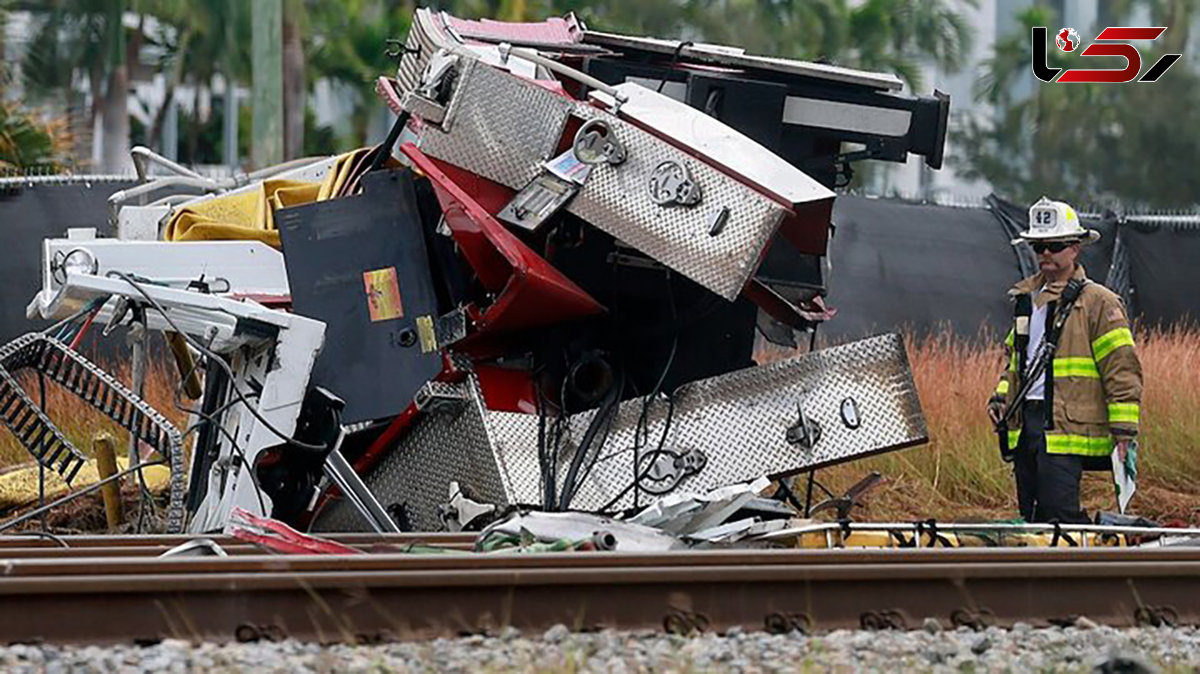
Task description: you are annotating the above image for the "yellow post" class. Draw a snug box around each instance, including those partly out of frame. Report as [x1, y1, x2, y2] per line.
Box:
[166, 331, 203, 399]
[93, 433, 123, 529]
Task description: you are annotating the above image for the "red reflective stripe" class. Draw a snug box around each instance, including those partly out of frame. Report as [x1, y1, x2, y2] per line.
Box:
[1095, 27, 1166, 40]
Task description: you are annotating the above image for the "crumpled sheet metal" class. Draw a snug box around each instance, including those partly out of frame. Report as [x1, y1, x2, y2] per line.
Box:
[477, 510, 683, 552]
[628, 477, 772, 535]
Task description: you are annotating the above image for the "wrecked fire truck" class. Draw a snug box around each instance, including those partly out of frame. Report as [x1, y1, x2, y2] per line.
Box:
[1, 9, 945, 536]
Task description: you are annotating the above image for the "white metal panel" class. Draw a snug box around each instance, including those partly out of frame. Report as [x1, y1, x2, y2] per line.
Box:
[590, 83, 835, 208]
[782, 96, 913, 136]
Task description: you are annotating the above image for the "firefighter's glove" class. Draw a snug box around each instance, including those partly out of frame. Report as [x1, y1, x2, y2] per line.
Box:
[986, 396, 1005, 426]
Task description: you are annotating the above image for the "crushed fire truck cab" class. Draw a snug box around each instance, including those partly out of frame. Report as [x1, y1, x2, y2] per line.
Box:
[6, 9, 941, 534]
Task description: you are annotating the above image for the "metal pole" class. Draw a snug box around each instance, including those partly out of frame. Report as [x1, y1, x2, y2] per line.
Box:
[127, 320, 146, 471]
[224, 0, 239, 173]
[323, 432, 400, 533]
[126, 317, 153, 532]
[251, 0, 284, 169]
[161, 98, 179, 162]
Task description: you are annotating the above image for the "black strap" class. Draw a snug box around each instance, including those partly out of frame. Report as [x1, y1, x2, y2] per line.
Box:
[999, 279, 1089, 426]
[1013, 294, 1032, 377]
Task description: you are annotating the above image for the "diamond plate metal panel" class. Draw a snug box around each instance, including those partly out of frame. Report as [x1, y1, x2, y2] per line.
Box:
[312, 377, 512, 532]
[414, 57, 788, 300]
[567, 105, 786, 300]
[416, 58, 574, 190]
[487, 333, 927, 511]
[315, 333, 925, 531]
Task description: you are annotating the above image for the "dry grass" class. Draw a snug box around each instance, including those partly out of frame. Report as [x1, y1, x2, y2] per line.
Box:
[0, 353, 186, 467]
[769, 326, 1200, 524]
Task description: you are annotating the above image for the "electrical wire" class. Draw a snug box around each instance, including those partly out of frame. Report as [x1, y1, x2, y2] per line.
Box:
[66, 303, 101, 350]
[110, 271, 328, 453]
[557, 369, 624, 510]
[631, 271, 678, 509]
[596, 390, 677, 513]
[565, 377, 622, 505]
[180, 404, 269, 516]
[1, 530, 69, 547]
[535, 383, 552, 509]
[171, 333, 270, 515]
[0, 460, 167, 534]
[42, 296, 106, 342]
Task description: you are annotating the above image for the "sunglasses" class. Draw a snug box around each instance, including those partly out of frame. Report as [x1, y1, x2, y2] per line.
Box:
[1031, 241, 1076, 254]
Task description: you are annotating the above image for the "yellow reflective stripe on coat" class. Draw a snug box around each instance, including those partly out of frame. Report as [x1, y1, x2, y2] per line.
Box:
[1092, 328, 1134, 362]
[995, 380, 1010, 395]
[1108, 402, 1140, 424]
[1053, 357, 1100, 378]
[1045, 433, 1113, 456]
[1007, 429, 1021, 450]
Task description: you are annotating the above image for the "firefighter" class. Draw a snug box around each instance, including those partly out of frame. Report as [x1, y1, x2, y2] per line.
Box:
[987, 197, 1142, 523]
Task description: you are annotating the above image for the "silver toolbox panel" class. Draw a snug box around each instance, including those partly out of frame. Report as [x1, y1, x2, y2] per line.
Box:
[315, 334, 926, 531]
[414, 58, 790, 301]
[312, 377, 511, 533]
[490, 332, 927, 511]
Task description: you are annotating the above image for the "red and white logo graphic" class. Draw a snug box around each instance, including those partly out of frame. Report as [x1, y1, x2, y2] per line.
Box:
[1032, 26, 1182, 83]
[1056, 27, 1080, 52]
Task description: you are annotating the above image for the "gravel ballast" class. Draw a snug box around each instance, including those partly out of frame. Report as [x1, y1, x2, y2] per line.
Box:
[0, 625, 1193, 673]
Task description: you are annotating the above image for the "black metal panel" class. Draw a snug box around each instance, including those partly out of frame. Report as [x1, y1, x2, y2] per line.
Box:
[544, 220, 757, 396]
[582, 56, 949, 173]
[685, 74, 788, 153]
[278, 169, 442, 424]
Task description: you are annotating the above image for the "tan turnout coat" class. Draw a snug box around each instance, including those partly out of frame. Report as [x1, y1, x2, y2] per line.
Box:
[992, 266, 1142, 456]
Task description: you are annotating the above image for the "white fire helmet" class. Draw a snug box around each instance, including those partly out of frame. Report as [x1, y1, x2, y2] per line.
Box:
[1013, 196, 1100, 245]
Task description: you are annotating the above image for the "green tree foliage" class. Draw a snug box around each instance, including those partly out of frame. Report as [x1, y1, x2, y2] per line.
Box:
[0, 103, 65, 171]
[14, 0, 977, 163]
[502, 0, 976, 90]
[304, 0, 413, 147]
[21, 0, 137, 171]
[955, 5, 1200, 209]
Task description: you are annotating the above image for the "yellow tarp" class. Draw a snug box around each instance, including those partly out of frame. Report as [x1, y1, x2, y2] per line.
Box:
[0, 457, 170, 509]
[163, 147, 389, 247]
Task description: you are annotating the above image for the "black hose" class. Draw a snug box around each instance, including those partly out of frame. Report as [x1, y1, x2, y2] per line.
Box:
[557, 371, 623, 511]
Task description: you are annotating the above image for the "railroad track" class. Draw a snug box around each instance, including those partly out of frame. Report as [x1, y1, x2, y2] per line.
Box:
[0, 535, 1196, 644]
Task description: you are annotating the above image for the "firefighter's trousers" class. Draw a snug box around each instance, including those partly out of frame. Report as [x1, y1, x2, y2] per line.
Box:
[1014, 400, 1090, 523]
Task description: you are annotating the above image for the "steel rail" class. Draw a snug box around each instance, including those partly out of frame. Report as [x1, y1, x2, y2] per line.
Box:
[0, 532, 477, 548]
[3, 546, 1200, 575]
[0, 555, 1196, 643]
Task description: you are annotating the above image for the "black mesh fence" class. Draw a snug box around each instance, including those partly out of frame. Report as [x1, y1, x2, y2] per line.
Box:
[3, 182, 1198, 346]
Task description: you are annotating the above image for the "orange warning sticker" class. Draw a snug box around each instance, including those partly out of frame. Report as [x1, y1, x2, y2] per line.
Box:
[363, 267, 404, 322]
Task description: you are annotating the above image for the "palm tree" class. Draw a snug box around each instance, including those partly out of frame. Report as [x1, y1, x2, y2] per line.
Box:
[0, 102, 66, 171]
[21, 0, 135, 172]
[587, 0, 976, 91]
[141, 0, 249, 161]
[306, 0, 414, 147]
[955, 4, 1200, 209]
